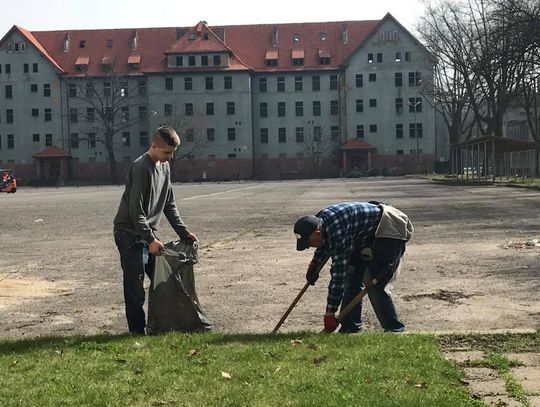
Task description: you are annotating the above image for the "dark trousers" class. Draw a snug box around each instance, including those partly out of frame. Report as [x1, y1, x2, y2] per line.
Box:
[339, 238, 406, 333]
[114, 231, 155, 334]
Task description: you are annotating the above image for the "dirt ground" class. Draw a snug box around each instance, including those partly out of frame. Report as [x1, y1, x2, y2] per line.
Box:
[0, 178, 539, 338]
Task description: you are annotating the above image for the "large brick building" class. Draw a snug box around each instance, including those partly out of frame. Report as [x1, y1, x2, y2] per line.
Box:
[0, 14, 435, 183]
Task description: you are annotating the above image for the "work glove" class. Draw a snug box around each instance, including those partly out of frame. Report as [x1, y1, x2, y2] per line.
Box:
[306, 263, 320, 285]
[323, 314, 339, 333]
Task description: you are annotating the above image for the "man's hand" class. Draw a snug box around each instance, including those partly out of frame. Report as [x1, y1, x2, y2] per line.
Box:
[306, 265, 320, 285]
[185, 231, 198, 242]
[323, 313, 339, 333]
[149, 239, 164, 255]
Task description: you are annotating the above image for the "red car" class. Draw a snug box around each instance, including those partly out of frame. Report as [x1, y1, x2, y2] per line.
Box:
[0, 169, 17, 193]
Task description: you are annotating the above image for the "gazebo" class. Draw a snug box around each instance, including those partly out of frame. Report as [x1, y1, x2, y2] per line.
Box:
[339, 139, 377, 173]
[32, 146, 71, 184]
[450, 137, 540, 182]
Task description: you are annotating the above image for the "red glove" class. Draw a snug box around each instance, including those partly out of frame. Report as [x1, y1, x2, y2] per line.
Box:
[323, 314, 339, 333]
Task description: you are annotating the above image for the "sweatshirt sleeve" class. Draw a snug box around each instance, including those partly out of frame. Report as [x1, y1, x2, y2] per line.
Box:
[128, 166, 155, 243]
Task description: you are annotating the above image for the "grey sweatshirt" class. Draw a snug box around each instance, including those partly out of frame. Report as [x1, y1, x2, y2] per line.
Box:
[113, 153, 188, 243]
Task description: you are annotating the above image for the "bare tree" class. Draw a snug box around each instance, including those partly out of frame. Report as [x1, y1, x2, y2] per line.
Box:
[68, 67, 145, 182]
[301, 122, 339, 177]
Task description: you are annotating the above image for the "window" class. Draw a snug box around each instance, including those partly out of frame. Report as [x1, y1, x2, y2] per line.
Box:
[6, 109, 13, 123]
[138, 106, 146, 119]
[104, 81, 111, 97]
[164, 103, 172, 116]
[120, 82, 129, 97]
[106, 39, 113, 48]
[43, 84, 51, 97]
[185, 129, 194, 142]
[395, 98, 403, 113]
[278, 127, 286, 143]
[295, 101, 303, 117]
[330, 100, 339, 115]
[32, 63, 38, 73]
[184, 77, 192, 90]
[329, 74, 338, 90]
[69, 83, 77, 97]
[259, 77, 267, 92]
[295, 127, 304, 142]
[138, 80, 146, 96]
[320, 32, 327, 41]
[313, 101, 321, 116]
[32, 108, 39, 117]
[226, 102, 235, 115]
[356, 124, 364, 138]
[277, 102, 286, 117]
[295, 76, 303, 91]
[277, 77, 285, 92]
[314, 126, 322, 142]
[259, 102, 267, 118]
[201, 55, 208, 66]
[213, 55, 221, 65]
[377, 53, 383, 63]
[121, 106, 129, 121]
[205, 76, 213, 90]
[185, 103, 193, 116]
[405, 52, 411, 62]
[33, 133, 40, 142]
[86, 83, 95, 97]
[70, 133, 79, 149]
[369, 124, 378, 133]
[369, 98, 377, 107]
[409, 71, 421, 86]
[356, 99, 363, 113]
[408, 97, 422, 112]
[70, 108, 78, 123]
[31, 84, 38, 93]
[24, 63, 29, 73]
[176, 56, 183, 66]
[45, 108, 52, 122]
[331, 126, 339, 140]
[260, 128, 268, 144]
[88, 133, 96, 148]
[165, 77, 173, 90]
[409, 123, 423, 138]
[395, 72, 402, 87]
[397, 149, 404, 155]
[139, 131, 148, 146]
[369, 73, 376, 82]
[312, 75, 320, 91]
[45, 134, 53, 146]
[7, 134, 14, 149]
[395, 52, 401, 62]
[5, 64, 11, 74]
[207, 128, 215, 142]
[396, 124, 403, 138]
[356, 74, 363, 88]
[188, 56, 196, 66]
[227, 154, 237, 159]
[206, 102, 214, 116]
[368, 53, 373, 63]
[86, 107, 96, 122]
[122, 132, 130, 146]
[5, 85, 12, 99]
[224, 76, 232, 89]
[227, 127, 236, 141]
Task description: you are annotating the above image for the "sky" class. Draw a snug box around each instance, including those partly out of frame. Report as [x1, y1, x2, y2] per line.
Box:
[0, 0, 426, 36]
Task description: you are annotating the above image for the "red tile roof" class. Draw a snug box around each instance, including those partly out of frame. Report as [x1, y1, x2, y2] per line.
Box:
[340, 140, 377, 150]
[32, 146, 71, 158]
[22, 17, 389, 76]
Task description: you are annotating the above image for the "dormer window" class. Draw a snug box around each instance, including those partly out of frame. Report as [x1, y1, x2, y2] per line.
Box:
[320, 32, 327, 41]
[188, 32, 196, 40]
[75, 56, 89, 72]
[201, 55, 208, 66]
[293, 33, 300, 43]
[101, 56, 114, 71]
[292, 49, 304, 66]
[318, 49, 331, 65]
[203, 33, 209, 40]
[176, 55, 183, 66]
[213, 55, 221, 66]
[265, 50, 278, 66]
[79, 40, 86, 48]
[127, 54, 141, 69]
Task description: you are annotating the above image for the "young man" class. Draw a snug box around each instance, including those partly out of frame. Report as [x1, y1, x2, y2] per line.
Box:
[113, 126, 197, 334]
[294, 202, 413, 333]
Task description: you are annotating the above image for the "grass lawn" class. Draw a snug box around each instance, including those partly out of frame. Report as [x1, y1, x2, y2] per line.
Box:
[0, 332, 481, 407]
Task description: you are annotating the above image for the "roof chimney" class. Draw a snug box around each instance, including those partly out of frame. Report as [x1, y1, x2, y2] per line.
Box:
[131, 30, 138, 51]
[272, 26, 279, 48]
[341, 24, 348, 44]
[63, 33, 70, 52]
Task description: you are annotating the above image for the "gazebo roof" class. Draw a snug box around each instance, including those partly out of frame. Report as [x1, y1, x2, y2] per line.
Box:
[32, 146, 71, 158]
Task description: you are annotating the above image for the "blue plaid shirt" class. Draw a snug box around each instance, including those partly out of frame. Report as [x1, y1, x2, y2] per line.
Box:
[309, 202, 382, 313]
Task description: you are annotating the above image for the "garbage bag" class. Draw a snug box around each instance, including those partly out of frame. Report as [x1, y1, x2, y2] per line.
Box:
[147, 239, 212, 334]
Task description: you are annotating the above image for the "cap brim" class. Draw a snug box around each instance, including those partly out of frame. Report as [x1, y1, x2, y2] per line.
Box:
[296, 238, 309, 251]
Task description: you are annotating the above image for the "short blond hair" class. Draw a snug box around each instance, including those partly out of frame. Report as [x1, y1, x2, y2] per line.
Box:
[152, 126, 181, 147]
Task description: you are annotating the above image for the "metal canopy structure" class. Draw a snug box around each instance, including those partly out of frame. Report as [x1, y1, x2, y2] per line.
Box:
[450, 136, 540, 182]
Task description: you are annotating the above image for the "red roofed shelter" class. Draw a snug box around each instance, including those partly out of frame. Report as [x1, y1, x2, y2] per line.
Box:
[340, 140, 377, 173]
[32, 146, 71, 184]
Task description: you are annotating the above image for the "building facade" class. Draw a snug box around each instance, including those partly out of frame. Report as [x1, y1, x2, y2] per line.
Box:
[0, 15, 436, 183]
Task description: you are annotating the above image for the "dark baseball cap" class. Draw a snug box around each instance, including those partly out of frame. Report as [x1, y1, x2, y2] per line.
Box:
[294, 215, 321, 251]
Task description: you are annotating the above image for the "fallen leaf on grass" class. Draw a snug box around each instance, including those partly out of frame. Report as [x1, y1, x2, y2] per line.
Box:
[407, 379, 427, 388]
[188, 349, 198, 357]
[365, 377, 373, 384]
[290, 339, 303, 346]
[55, 349, 64, 356]
[306, 343, 319, 350]
[313, 356, 326, 365]
[221, 371, 232, 379]
[274, 366, 282, 374]
[133, 341, 145, 348]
